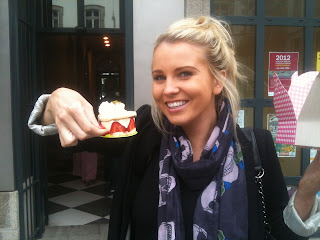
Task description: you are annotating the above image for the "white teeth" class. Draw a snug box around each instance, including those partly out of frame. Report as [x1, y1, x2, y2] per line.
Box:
[167, 101, 187, 108]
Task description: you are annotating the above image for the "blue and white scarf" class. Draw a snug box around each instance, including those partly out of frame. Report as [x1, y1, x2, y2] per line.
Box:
[157, 102, 248, 240]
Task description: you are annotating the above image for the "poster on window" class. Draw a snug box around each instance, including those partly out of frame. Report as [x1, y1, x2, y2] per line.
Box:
[310, 149, 317, 162]
[268, 52, 299, 96]
[236, 110, 244, 128]
[317, 52, 320, 71]
[267, 114, 296, 157]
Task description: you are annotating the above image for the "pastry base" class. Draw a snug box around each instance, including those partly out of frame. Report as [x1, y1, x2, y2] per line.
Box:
[101, 130, 138, 138]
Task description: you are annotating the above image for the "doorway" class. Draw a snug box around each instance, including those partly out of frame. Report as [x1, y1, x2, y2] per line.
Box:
[40, 33, 125, 226]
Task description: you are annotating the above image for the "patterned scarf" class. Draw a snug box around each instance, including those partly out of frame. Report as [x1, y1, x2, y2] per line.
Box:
[157, 102, 248, 240]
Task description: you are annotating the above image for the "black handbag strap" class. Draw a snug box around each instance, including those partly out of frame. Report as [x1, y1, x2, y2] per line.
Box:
[242, 127, 273, 238]
[242, 127, 262, 174]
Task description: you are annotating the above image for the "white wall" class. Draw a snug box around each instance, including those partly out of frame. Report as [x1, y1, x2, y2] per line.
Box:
[133, 0, 185, 109]
[0, 0, 14, 191]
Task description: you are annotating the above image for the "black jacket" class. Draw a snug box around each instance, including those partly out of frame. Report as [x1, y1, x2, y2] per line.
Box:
[83, 105, 307, 240]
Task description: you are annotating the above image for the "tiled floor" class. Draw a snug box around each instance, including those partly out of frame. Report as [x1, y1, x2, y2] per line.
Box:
[47, 173, 113, 226]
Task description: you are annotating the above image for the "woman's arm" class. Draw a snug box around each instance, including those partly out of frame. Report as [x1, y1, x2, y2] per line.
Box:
[295, 151, 320, 220]
[282, 150, 320, 237]
[28, 88, 108, 147]
[284, 190, 320, 237]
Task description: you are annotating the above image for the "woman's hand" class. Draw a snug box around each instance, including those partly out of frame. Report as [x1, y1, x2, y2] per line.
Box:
[42, 88, 108, 147]
[294, 150, 320, 221]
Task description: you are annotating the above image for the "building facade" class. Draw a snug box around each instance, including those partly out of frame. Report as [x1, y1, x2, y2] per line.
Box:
[1, 0, 320, 239]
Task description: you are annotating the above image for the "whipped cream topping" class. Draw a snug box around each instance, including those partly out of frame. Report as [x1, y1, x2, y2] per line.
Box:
[98, 101, 136, 121]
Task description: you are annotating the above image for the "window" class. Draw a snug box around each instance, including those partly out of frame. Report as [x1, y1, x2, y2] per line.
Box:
[214, 0, 255, 16]
[84, 5, 105, 28]
[208, 0, 320, 182]
[52, 5, 63, 28]
[46, 1, 120, 29]
[265, 0, 305, 17]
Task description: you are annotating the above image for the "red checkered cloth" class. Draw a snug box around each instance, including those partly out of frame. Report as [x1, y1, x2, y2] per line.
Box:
[273, 73, 297, 145]
[273, 71, 319, 145]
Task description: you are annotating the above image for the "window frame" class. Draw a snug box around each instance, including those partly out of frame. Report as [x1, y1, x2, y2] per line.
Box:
[52, 5, 63, 28]
[39, 0, 124, 34]
[84, 5, 105, 28]
[210, 0, 320, 185]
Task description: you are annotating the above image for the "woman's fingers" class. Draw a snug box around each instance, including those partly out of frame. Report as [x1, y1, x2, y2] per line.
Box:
[56, 103, 106, 141]
[84, 102, 100, 127]
[68, 101, 108, 138]
[48, 88, 108, 147]
[57, 124, 79, 147]
[56, 111, 105, 147]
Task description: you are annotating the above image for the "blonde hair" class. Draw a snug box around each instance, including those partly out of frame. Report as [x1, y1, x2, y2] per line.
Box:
[151, 16, 245, 134]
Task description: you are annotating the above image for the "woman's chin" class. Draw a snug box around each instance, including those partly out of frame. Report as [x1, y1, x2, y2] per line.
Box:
[166, 117, 188, 128]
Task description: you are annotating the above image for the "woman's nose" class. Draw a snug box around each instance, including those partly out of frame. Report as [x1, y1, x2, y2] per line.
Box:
[163, 78, 179, 95]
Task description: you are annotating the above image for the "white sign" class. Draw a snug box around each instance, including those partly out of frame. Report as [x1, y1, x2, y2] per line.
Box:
[311, 149, 317, 162]
[236, 110, 244, 128]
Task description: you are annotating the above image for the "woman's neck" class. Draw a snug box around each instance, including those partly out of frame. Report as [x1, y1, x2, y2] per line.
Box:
[183, 112, 217, 162]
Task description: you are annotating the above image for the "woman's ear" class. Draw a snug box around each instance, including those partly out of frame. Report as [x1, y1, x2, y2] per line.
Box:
[220, 70, 226, 78]
[212, 70, 225, 95]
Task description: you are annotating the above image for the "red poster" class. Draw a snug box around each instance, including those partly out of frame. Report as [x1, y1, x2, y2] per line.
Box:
[268, 52, 299, 96]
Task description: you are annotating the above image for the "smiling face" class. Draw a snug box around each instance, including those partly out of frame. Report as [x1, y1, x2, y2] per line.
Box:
[152, 41, 223, 133]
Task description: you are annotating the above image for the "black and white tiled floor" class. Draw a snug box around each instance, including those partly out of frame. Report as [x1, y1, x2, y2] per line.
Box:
[47, 173, 113, 226]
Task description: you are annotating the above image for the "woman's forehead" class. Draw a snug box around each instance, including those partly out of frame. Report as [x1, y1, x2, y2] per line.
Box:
[154, 41, 206, 54]
[152, 42, 208, 69]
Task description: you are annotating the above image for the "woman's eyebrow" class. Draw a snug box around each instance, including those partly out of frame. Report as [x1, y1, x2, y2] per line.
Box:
[152, 69, 163, 74]
[175, 66, 200, 72]
[152, 66, 200, 74]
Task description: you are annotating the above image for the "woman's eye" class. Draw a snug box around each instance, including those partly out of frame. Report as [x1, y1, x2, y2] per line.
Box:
[153, 75, 166, 81]
[179, 71, 192, 78]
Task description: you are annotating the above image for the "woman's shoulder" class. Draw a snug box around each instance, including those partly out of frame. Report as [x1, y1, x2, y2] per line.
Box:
[128, 104, 162, 175]
[237, 126, 273, 146]
[134, 104, 162, 148]
[236, 127, 276, 168]
[135, 104, 152, 128]
[251, 127, 274, 146]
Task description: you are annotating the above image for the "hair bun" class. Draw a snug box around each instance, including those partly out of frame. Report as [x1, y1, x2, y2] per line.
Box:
[197, 16, 206, 25]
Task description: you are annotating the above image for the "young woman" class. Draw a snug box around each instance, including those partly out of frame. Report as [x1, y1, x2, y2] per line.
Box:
[29, 16, 320, 240]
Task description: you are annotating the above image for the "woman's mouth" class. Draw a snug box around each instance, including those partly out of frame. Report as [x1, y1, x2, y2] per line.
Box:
[166, 101, 188, 109]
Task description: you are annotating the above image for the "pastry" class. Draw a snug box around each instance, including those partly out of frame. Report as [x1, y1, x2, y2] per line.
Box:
[98, 101, 137, 138]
